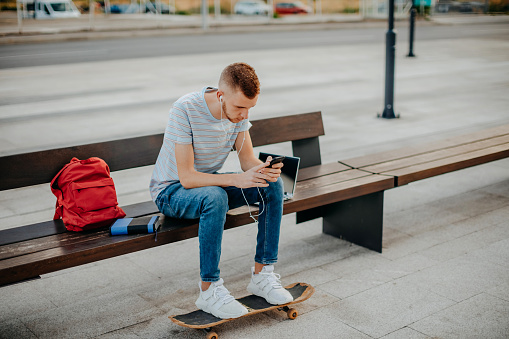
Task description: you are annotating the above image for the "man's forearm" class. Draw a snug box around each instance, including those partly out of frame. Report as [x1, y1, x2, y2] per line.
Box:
[179, 171, 239, 189]
[241, 157, 264, 173]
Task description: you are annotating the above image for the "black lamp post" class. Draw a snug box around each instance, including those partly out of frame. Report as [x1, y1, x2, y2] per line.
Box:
[379, 0, 399, 119]
[408, 0, 416, 57]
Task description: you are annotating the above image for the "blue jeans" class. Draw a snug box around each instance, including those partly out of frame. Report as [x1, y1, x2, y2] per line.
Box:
[155, 177, 284, 282]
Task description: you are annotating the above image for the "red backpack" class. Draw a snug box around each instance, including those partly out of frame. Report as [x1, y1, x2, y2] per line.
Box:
[50, 157, 126, 232]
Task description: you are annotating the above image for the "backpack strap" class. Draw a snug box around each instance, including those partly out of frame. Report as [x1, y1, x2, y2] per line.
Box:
[50, 157, 80, 221]
[53, 201, 63, 220]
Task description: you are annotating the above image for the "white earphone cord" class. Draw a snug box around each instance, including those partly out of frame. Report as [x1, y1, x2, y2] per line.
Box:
[220, 96, 265, 223]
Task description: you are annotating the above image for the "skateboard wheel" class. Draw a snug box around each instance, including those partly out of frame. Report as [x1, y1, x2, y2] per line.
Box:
[206, 331, 218, 339]
[287, 308, 298, 320]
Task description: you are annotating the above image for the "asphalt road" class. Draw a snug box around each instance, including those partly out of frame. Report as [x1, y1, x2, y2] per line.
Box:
[1, 22, 509, 69]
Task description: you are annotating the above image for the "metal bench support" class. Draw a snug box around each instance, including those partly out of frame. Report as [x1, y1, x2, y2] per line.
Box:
[322, 191, 384, 253]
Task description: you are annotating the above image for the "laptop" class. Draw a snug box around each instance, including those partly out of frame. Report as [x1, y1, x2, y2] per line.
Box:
[259, 152, 300, 201]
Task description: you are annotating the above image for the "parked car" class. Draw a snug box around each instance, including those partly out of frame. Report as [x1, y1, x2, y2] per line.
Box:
[110, 2, 174, 14]
[234, 0, 271, 15]
[435, 0, 483, 13]
[274, 1, 311, 15]
[109, 4, 130, 13]
[20, 0, 81, 19]
[144, 1, 175, 14]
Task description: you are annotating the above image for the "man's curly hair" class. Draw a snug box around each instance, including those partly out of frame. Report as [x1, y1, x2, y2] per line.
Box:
[219, 62, 260, 99]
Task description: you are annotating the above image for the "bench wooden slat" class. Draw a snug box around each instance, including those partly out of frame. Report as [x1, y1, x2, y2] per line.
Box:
[297, 169, 373, 190]
[0, 134, 164, 192]
[384, 143, 509, 186]
[362, 134, 509, 174]
[0, 220, 66, 247]
[297, 162, 351, 181]
[122, 201, 159, 218]
[249, 111, 324, 148]
[341, 124, 509, 169]
[0, 227, 113, 261]
[0, 112, 325, 191]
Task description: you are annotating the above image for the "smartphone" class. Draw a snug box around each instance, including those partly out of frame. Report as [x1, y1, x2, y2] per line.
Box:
[268, 156, 285, 168]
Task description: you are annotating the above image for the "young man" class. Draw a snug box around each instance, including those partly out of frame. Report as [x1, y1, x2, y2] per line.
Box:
[150, 62, 293, 319]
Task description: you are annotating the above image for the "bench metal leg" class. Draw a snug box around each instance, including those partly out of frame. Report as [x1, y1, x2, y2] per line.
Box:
[296, 206, 323, 224]
[322, 191, 384, 253]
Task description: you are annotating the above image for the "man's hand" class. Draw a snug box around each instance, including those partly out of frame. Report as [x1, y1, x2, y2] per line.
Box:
[261, 156, 283, 183]
[236, 161, 271, 188]
[235, 156, 283, 188]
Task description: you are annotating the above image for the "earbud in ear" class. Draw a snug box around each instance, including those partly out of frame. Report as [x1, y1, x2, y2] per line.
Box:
[219, 96, 223, 102]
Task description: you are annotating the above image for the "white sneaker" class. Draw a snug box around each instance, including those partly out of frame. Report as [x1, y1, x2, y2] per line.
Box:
[247, 265, 294, 305]
[195, 279, 248, 319]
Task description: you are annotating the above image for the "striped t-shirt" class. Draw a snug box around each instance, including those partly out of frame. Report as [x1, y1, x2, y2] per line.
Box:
[150, 87, 251, 201]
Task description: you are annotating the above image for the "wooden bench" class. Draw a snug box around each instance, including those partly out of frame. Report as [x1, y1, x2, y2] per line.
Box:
[0, 111, 394, 286]
[339, 124, 509, 187]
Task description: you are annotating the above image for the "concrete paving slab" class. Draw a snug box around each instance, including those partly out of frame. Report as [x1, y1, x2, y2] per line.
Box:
[482, 178, 509, 199]
[96, 328, 141, 339]
[468, 238, 509, 269]
[320, 247, 391, 278]
[232, 301, 372, 339]
[427, 189, 509, 219]
[28, 257, 159, 307]
[126, 313, 214, 339]
[0, 281, 55, 323]
[21, 290, 161, 339]
[383, 203, 466, 237]
[383, 200, 509, 262]
[370, 253, 440, 280]
[330, 279, 455, 338]
[380, 226, 436, 260]
[121, 239, 202, 279]
[410, 293, 509, 339]
[0, 319, 38, 339]
[418, 218, 509, 262]
[380, 327, 431, 339]
[397, 249, 509, 303]
[133, 275, 205, 315]
[486, 281, 509, 303]
[318, 269, 394, 300]
[283, 266, 339, 286]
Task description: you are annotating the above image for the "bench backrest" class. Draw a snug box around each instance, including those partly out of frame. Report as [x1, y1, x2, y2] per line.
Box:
[0, 112, 324, 191]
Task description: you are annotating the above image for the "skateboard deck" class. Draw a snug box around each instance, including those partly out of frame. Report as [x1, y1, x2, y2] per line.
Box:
[169, 282, 314, 339]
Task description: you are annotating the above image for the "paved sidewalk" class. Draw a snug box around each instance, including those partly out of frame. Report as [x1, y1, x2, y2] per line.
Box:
[0, 12, 368, 44]
[0, 14, 508, 339]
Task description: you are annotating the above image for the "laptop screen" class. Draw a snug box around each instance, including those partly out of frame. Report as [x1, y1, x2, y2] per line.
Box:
[259, 152, 300, 199]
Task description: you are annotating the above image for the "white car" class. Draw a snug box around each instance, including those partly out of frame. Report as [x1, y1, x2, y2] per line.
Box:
[234, 0, 271, 15]
[20, 0, 81, 19]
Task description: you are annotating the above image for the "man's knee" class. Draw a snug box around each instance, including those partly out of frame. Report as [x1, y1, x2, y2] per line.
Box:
[265, 177, 284, 199]
[201, 186, 229, 214]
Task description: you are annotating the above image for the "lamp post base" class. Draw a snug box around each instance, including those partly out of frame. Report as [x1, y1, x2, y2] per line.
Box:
[377, 107, 400, 119]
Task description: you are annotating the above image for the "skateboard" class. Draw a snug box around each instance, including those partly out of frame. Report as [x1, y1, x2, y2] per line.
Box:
[169, 282, 314, 339]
